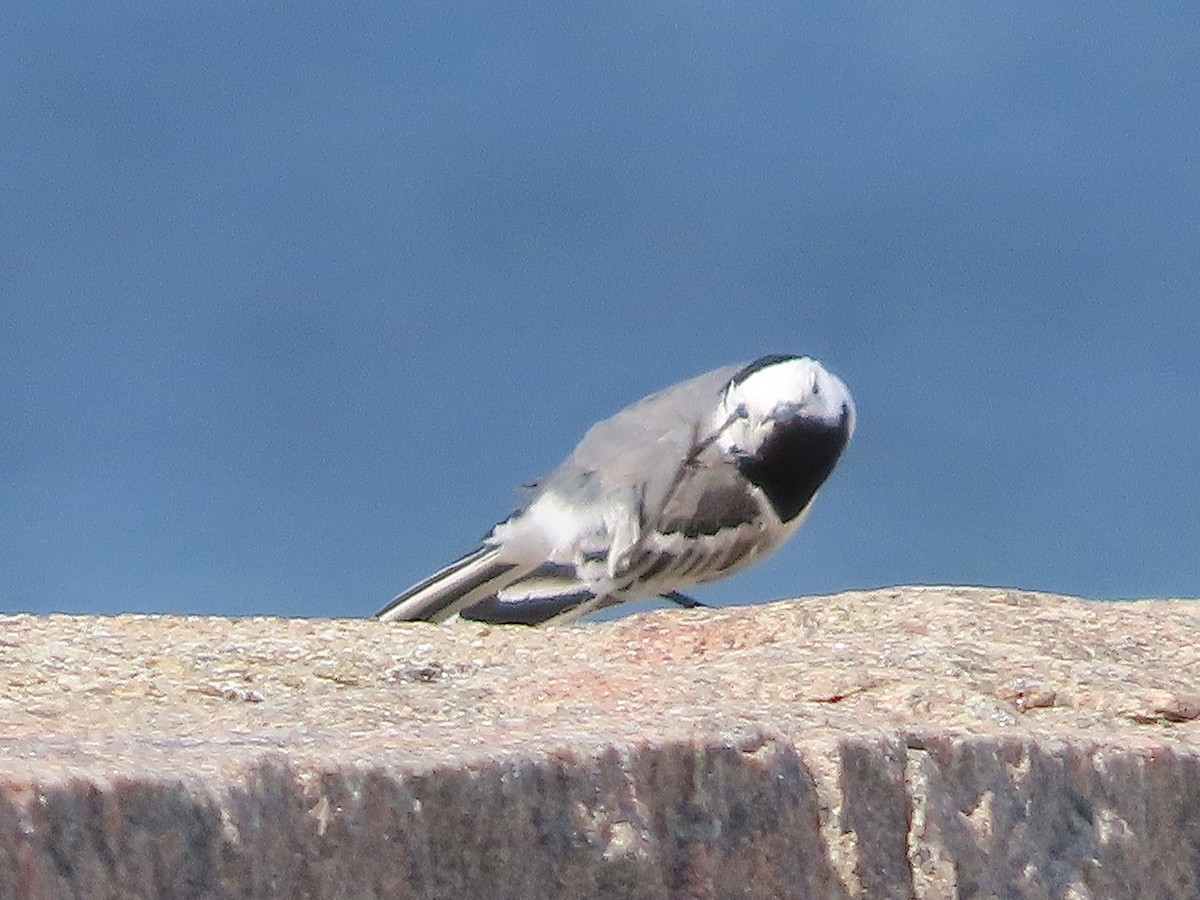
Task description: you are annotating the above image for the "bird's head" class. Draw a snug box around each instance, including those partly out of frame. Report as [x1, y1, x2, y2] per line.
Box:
[714, 355, 856, 522]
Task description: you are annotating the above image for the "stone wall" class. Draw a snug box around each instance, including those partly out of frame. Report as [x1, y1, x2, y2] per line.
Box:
[1, 587, 1197, 898]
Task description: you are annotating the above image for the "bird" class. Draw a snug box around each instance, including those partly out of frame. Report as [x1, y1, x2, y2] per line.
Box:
[376, 354, 856, 626]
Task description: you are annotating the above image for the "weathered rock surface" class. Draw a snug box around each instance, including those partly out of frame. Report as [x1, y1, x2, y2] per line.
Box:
[0, 586, 1197, 899]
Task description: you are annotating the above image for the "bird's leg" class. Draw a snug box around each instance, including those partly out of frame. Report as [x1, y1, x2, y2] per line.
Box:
[660, 590, 710, 609]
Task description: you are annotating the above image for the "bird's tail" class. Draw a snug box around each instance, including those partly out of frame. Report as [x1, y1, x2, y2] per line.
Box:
[376, 546, 530, 623]
[457, 575, 600, 624]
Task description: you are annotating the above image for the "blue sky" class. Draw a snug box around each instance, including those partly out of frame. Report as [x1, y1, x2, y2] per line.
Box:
[2, 4, 1197, 618]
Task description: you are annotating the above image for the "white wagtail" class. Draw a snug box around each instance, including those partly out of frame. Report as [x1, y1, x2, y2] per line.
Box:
[377, 354, 856, 626]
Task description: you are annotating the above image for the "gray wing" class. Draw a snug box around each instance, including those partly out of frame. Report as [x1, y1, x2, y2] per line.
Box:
[654, 457, 764, 537]
[536, 362, 747, 511]
[614, 443, 776, 592]
[537, 361, 774, 583]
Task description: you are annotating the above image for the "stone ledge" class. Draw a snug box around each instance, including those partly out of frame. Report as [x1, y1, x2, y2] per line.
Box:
[1, 586, 1197, 898]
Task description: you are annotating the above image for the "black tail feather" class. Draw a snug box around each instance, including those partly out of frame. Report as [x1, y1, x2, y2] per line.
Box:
[376, 547, 528, 623]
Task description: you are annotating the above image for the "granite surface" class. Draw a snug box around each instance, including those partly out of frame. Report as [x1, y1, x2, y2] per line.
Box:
[1, 586, 1197, 898]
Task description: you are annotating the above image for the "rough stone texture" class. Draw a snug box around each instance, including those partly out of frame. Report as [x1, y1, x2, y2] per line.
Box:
[0, 586, 1198, 899]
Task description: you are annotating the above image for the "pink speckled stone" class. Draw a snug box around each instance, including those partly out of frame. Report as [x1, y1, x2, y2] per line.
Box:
[0, 586, 1197, 898]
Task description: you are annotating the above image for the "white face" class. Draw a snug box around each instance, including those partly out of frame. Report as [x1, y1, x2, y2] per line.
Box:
[713, 357, 856, 455]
